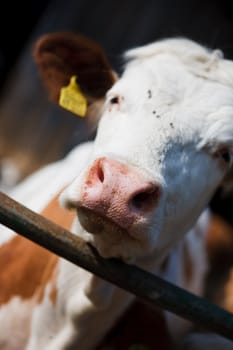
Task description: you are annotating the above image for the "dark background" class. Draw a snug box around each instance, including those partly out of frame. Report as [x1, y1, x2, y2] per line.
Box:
[1, 0, 233, 83]
[0, 0, 233, 219]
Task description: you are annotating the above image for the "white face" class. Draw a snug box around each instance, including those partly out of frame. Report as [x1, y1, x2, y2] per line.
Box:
[62, 50, 233, 263]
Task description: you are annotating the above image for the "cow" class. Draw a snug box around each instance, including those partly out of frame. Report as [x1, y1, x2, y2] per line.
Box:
[0, 32, 233, 349]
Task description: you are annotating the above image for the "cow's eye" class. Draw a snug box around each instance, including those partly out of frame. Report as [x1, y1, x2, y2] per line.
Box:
[110, 96, 119, 105]
[214, 148, 233, 167]
[221, 151, 231, 164]
[222, 151, 231, 163]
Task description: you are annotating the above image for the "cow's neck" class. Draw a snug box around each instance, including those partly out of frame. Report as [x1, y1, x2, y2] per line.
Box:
[40, 194, 176, 347]
[53, 257, 133, 348]
[53, 234, 171, 349]
[55, 229, 166, 322]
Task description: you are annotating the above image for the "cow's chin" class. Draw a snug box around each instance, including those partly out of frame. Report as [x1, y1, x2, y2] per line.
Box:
[76, 207, 152, 262]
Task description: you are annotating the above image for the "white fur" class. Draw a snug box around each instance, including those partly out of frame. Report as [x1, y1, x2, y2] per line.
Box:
[0, 297, 34, 350]
[0, 158, 21, 193]
[1, 37, 233, 349]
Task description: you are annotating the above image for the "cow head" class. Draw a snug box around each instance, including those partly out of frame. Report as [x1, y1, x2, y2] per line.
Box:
[34, 33, 233, 263]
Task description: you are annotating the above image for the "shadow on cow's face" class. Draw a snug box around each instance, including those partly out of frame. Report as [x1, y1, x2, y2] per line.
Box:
[61, 50, 233, 263]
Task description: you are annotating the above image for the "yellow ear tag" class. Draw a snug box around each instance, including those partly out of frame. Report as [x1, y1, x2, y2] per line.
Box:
[59, 76, 87, 117]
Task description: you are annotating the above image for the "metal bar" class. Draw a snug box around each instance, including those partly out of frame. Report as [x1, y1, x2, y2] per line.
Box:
[0, 191, 232, 341]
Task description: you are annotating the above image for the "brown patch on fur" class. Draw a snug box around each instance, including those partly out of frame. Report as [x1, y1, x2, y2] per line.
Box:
[183, 240, 193, 283]
[36, 253, 59, 305]
[33, 31, 115, 104]
[49, 281, 58, 305]
[206, 214, 233, 267]
[0, 235, 55, 305]
[42, 191, 75, 229]
[0, 192, 75, 306]
[222, 268, 233, 312]
[204, 215, 233, 308]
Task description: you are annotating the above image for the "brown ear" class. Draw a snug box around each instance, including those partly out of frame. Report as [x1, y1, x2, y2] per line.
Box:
[33, 31, 116, 111]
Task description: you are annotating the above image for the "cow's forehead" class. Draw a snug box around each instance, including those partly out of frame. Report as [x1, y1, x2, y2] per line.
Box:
[112, 55, 190, 100]
[110, 53, 233, 115]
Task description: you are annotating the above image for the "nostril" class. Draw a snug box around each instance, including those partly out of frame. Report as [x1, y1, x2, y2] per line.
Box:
[97, 163, 105, 183]
[130, 187, 160, 212]
[85, 158, 105, 187]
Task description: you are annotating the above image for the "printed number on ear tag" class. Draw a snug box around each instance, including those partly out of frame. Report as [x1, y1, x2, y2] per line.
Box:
[59, 75, 87, 117]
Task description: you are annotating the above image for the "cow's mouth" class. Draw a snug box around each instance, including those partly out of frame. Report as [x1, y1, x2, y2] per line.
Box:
[76, 206, 152, 261]
[77, 206, 128, 237]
